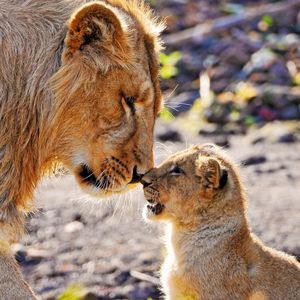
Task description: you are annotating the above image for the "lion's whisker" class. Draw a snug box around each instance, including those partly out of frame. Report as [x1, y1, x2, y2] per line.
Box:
[164, 84, 179, 101]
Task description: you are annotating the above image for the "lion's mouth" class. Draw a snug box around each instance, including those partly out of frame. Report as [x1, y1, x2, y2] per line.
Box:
[78, 163, 140, 193]
[79, 164, 108, 188]
[146, 199, 165, 215]
[129, 166, 143, 184]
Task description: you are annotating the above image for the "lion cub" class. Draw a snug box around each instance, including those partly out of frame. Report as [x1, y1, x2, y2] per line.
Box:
[142, 144, 300, 300]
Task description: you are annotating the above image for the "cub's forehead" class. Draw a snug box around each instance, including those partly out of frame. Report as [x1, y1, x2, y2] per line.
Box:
[165, 144, 224, 165]
[193, 143, 225, 157]
[164, 147, 199, 165]
[194, 144, 234, 168]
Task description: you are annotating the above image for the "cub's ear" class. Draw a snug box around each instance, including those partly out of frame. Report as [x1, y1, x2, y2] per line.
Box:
[195, 156, 228, 199]
[63, 2, 129, 62]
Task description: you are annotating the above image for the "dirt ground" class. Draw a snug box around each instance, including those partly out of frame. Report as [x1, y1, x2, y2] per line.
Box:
[18, 122, 300, 300]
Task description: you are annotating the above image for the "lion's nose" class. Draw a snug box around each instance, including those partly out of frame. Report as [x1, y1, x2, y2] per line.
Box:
[129, 166, 143, 184]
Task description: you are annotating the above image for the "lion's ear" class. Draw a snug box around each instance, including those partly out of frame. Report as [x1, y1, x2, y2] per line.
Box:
[63, 2, 129, 62]
[195, 156, 227, 199]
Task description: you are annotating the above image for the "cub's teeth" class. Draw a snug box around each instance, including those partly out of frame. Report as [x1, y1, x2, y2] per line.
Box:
[146, 202, 164, 215]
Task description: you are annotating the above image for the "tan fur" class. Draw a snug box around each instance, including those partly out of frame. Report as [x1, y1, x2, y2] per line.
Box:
[143, 144, 300, 300]
[0, 0, 163, 297]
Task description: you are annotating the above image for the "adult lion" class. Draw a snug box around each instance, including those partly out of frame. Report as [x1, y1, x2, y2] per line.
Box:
[0, 0, 163, 298]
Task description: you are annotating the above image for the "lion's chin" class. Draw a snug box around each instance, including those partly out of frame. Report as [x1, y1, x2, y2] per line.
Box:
[78, 182, 139, 199]
[73, 163, 140, 199]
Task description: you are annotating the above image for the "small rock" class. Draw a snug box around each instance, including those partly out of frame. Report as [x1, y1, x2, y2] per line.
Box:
[251, 136, 265, 145]
[124, 282, 160, 300]
[35, 263, 53, 277]
[258, 107, 277, 122]
[277, 133, 297, 143]
[12, 243, 27, 265]
[242, 156, 267, 166]
[114, 270, 131, 285]
[211, 78, 230, 93]
[157, 129, 182, 142]
[269, 60, 291, 85]
[83, 292, 98, 300]
[199, 123, 246, 136]
[60, 263, 78, 273]
[211, 65, 237, 80]
[12, 244, 48, 266]
[27, 248, 49, 260]
[213, 136, 231, 148]
[199, 124, 219, 136]
[204, 103, 230, 124]
[249, 72, 268, 84]
[64, 221, 84, 233]
[220, 45, 250, 66]
[243, 48, 276, 74]
[73, 213, 83, 222]
[247, 122, 297, 144]
[279, 106, 300, 120]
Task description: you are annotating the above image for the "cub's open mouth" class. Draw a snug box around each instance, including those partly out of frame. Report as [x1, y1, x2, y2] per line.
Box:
[147, 200, 165, 215]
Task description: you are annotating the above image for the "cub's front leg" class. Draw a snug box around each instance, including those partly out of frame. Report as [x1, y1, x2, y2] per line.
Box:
[0, 242, 37, 300]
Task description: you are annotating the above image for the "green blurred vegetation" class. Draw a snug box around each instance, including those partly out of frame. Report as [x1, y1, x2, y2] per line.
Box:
[159, 106, 175, 122]
[160, 51, 182, 79]
[56, 284, 87, 300]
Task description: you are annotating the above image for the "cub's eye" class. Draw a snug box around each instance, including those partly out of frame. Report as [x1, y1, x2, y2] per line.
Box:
[169, 165, 184, 176]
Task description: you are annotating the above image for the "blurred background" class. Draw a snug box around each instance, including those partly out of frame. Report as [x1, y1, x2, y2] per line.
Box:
[18, 1, 300, 299]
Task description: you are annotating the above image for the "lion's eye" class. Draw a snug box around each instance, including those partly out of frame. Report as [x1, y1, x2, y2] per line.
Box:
[170, 165, 184, 176]
[125, 96, 135, 106]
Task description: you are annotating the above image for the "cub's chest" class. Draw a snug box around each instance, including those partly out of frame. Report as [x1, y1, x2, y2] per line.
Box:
[162, 258, 199, 300]
[170, 274, 198, 300]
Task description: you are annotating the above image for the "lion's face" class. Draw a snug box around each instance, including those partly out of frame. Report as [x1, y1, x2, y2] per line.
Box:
[63, 68, 157, 197]
[49, 1, 163, 197]
[142, 144, 237, 226]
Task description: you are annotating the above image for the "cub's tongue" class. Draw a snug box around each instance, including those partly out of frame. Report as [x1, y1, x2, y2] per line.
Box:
[147, 203, 164, 215]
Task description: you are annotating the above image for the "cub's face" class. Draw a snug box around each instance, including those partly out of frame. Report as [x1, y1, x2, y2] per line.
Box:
[50, 2, 163, 197]
[142, 144, 233, 225]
